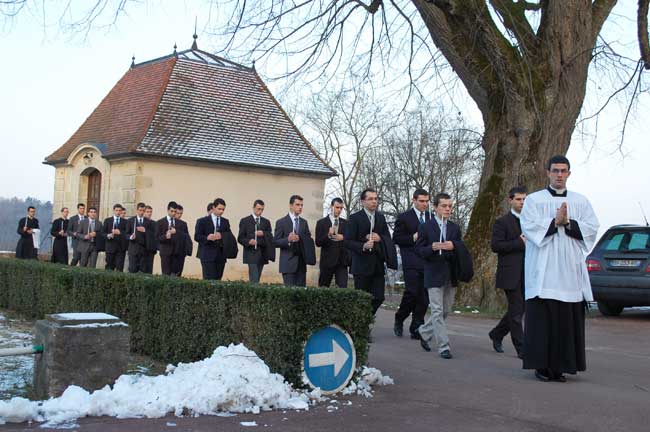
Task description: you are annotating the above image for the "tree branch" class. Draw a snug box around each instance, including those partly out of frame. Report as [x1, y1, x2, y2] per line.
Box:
[638, 0, 650, 69]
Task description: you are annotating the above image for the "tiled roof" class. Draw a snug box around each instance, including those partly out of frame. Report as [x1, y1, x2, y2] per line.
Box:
[45, 48, 335, 176]
[45, 57, 176, 162]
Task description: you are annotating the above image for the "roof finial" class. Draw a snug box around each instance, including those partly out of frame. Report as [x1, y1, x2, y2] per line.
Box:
[192, 17, 198, 50]
[131, 55, 135, 68]
[173, 42, 178, 57]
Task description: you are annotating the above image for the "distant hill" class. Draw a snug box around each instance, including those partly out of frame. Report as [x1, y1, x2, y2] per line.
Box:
[0, 197, 53, 252]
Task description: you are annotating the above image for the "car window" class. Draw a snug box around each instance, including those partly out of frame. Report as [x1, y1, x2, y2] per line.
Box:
[601, 231, 650, 251]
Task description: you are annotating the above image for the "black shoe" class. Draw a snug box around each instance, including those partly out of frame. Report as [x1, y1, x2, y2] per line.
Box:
[410, 331, 421, 340]
[440, 350, 453, 359]
[534, 369, 551, 382]
[551, 371, 567, 382]
[490, 336, 504, 353]
[420, 338, 432, 352]
[393, 321, 403, 337]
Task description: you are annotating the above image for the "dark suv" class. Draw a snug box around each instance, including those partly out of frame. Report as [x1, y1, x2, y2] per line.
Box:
[587, 225, 650, 316]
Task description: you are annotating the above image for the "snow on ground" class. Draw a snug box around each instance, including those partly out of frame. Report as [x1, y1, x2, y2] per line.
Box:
[0, 344, 394, 426]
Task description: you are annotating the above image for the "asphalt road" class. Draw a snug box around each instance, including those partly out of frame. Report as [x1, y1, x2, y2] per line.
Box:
[4, 307, 650, 432]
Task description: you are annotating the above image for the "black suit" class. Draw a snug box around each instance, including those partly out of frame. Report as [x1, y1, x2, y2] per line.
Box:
[393, 209, 430, 335]
[50, 218, 69, 264]
[127, 216, 154, 273]
[489, 212, 525, 353]
[273, 214, 316, 287]
[16, 217, 39, 259]
[195, 215, 233, 280]
[102, 216, 128, 271]
[157, 216, 183, 276]
[344, 210, 395, 314]
[315, 216, 349, 288]
[144, 218, 158, 274]
[238, 215, 274, 283]
[172, 219, 191, 276]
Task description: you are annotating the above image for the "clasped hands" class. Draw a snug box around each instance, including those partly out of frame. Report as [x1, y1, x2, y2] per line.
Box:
[431, 241, 454, 251]
[555, 202, 569, 227]
[207, 232, 222, 241]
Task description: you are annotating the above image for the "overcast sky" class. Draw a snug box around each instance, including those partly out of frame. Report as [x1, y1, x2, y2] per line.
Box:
[1, 2, 649, 237]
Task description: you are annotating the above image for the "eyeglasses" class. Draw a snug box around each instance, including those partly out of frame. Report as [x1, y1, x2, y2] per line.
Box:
[550, 168, 569, 174]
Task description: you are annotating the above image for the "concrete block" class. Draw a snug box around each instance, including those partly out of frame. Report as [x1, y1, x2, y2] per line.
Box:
[33, 312, 130, 399]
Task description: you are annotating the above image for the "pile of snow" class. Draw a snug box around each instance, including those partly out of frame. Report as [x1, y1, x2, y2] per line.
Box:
[0, 344, 309, 425]
[341, 366, 394, 398]
[0, 345, 394, 426]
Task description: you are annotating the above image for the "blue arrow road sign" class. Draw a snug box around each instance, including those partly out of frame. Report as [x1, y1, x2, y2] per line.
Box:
[303, 325, 356, 394]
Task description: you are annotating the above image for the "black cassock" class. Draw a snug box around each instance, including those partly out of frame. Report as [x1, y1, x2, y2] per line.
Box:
[16, 217, 39, 259]
[50, 218, 69, 265]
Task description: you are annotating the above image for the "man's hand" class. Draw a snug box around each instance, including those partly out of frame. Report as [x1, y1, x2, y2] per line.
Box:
[335, 234, 344, 241]
[363, 240, 374, 251]
[520, 234, 526, 244]
[441, 241, 455, 251]
[555, 203, 568, 226]
[214, 232, 222, 240]
[413, 232, 418, 242]
[169, 227, 176, 235]
[166, 231, 172, 240]
[130, 233, 136, 240]
[112, 229, 121, 236]
[84, 234, 91, 240]
[432, 242, 442, 251]
[288, 232, 300, 242]
[248, 239, 257, 246]
[23, 226, 29, 233]
[207, 233, 217, 241]
[58, 230, 65, 236]
[255, 230, 264, 237]
[366, 233, 381, 242]
[137, 226, 146, 233]
[329, 227, 336, 236]
[89, 231, 96, 238]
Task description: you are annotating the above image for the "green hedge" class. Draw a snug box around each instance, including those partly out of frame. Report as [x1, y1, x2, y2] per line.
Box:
[0, 258, 373, 386]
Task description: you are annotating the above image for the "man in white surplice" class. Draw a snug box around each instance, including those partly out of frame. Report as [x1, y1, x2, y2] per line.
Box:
[520, 155, 599, 383]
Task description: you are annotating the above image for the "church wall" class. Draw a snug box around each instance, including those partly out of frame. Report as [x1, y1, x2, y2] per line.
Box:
[135, 159, 328, 284]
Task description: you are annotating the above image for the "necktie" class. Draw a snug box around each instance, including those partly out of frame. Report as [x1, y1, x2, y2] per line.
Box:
[114, 218, 119, 229]
[217, 217, 220, 229]
[255, 217, 260, 231]
[293, 217, 299, 233]
[334, 218, 339, 234]
[440, 222, 446, 242]
[419, 212, 424, 224]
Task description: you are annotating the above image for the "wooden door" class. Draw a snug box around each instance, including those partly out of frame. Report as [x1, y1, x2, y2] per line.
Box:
[86, 169, 102, 213]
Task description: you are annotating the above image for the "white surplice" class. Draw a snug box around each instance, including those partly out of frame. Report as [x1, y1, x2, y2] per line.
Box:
[520, 188, 600, 302]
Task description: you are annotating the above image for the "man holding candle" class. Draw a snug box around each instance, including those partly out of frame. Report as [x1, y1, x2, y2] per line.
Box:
[273, 195, 316, 286]
[238, 199, 275, 283]
[345, 189, 397, 315]
[50, 207, 69, 264]
[16, 206, 39, 260]
[415, 193, 463, 359]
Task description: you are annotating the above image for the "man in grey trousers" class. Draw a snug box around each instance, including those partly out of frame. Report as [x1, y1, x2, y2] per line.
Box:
[67, 203, 86, 266]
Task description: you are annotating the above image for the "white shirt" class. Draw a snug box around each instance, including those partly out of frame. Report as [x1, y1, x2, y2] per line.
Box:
[211, 214, 220, 230]
[511, 209, 521, 219]
[520, 188, 599, 302]
[413, 207, 427, 223]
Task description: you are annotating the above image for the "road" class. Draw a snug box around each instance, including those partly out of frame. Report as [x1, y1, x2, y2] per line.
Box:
[5, 307, 650, 432]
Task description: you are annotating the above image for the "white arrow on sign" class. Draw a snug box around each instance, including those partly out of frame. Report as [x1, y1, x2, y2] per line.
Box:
[308, 340, 349, 376]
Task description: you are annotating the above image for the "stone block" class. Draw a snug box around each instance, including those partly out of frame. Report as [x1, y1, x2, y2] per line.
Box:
[33, 312, 130, 399]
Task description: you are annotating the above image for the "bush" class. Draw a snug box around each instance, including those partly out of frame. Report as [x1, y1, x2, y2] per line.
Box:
[0, 258, 373, 386]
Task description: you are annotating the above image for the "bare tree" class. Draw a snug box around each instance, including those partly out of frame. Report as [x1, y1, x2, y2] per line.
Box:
[300, 82, 383, 214]
[358, 105, 483, 229]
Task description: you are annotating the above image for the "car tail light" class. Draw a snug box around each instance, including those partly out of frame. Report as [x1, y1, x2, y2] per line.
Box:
[646, 264, 650, 273]
[586, 259, 602, 272]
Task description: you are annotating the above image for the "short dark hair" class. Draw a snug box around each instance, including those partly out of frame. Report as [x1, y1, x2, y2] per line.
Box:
[546, 155, 570, 170]
[176, 205, 183, 211]
[167, 201, 178, 210]
[508, 186, 527, 199]
[77, 203, 85, 209]
[289, 195, 303, 204]
[145, 205, 153, 210]
[253, 199, 265, 207]
[206, 203, 214, 212]
[88, 206, 98, 212]
[27, 206, 35, 211]
[136, 202, 146, 209]
[433, 192, 452, 207]
[331, 197, 344, 206]
[360, 188, 377, 201]
[413, 188, 429, 200]
[61, 207, 68, 212]
[213, 198, 226, 207]
[113, 203, 123, 210]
